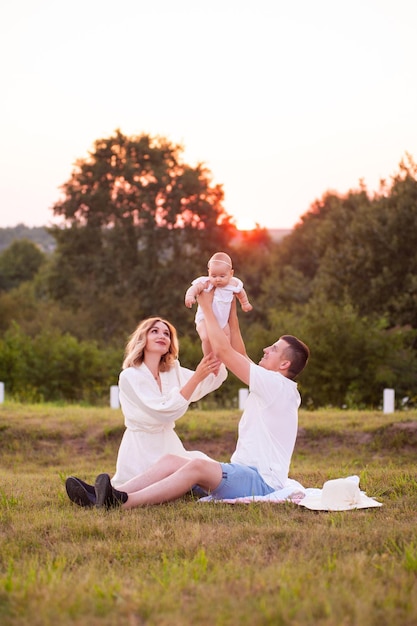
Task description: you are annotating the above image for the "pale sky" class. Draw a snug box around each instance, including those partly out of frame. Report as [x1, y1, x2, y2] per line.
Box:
[1, 0, 416, 230]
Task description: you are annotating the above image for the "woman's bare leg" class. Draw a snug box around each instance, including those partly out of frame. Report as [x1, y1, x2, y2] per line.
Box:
[118, 454, 190, 494]
[122, 457, 223, 509]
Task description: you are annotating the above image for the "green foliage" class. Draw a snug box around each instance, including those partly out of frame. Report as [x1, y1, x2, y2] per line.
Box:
[0, 239, 46, 291]
[2, 152, 417, 407]
[0, 323, 122, 403]
[270, 154, 417, 329]
[265, 299, 417, 408]
[0, 282, 40, 334]
[310, 162, 417, 328]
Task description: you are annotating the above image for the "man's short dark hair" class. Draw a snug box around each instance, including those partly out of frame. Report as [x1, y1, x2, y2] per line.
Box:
[280, 335, 310, 379]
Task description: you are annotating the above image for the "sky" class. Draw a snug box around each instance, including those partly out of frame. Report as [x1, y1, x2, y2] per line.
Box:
[1, 0, 417, 231]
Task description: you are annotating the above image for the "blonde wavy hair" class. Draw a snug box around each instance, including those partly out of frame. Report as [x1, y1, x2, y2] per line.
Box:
[122, 317, 179, 371]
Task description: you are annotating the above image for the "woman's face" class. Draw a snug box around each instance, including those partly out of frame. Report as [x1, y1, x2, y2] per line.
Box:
[145, 321, 171, 356]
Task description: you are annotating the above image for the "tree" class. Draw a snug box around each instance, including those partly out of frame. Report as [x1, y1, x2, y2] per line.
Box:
[255, 190, 369, 314]
[230, 226, 274, 327]
[263, 299, 417, 408]
[0, 239, 45, 292]
[0, 323, 122, 403]
[312, 155, 417, 328]
[262, 154, 417, 331]
[47, 130, 236, 342]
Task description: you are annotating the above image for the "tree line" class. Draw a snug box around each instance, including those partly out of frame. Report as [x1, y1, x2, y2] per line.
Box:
[1, 131, 416, 408]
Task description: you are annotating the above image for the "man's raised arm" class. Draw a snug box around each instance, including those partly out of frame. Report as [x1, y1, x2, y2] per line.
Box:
[197, 290, 251, 385]
[228, 297, 247, 357]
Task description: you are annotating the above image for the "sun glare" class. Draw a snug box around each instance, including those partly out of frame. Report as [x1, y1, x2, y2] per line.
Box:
[236, 216, 257, 231]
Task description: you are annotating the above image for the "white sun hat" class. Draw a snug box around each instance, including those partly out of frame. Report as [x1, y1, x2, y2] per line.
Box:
[299, 476, 382, 511]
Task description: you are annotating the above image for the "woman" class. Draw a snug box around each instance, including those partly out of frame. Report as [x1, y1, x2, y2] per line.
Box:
[66, 317, 226, 506]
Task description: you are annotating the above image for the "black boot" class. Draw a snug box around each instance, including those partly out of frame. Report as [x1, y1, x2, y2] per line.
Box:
[66, 476, 95, 507]
[94, 473, 128, 509]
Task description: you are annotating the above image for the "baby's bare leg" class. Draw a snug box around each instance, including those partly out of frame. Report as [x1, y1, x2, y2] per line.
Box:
[196, 320, 212, 355]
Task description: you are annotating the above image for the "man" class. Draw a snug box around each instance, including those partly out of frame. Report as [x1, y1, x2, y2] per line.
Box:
[91, 290, 310, 509]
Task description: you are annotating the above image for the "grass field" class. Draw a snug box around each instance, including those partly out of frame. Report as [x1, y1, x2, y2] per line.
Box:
[0, 403, 416, 626]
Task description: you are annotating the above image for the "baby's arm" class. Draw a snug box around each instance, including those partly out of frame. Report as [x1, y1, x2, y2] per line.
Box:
[235, 286, 253, 312]
[185, 279, 207, 308]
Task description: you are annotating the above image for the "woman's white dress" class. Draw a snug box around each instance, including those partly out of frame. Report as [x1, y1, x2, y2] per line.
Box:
[111, 360, 227, 486]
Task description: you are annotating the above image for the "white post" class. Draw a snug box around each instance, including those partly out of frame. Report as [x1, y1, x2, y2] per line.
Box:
[110, 385, 120, 409]
[383, 388, 395, 414]
[0, 382, 4, 403]
[238, 388, 249, 410]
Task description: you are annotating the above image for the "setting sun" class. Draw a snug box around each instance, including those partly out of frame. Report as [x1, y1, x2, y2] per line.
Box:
[235, 216, 257, 231]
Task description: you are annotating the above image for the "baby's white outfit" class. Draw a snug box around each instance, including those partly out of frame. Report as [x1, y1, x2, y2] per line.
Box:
[192, 276, 244, 329]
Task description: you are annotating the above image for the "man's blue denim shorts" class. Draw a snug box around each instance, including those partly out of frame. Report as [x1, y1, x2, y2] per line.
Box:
[210, 463, 275, 499]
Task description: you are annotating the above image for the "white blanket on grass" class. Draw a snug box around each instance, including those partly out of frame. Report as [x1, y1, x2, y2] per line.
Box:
[198, 475, 377, 506]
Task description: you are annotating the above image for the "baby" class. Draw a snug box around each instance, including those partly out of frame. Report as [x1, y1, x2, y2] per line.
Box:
[185, 252, 253, 355]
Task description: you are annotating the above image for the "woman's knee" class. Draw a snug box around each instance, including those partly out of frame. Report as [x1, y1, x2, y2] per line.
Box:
[160, 454, 179, 462]
[188, 458, 221, 483]
[188, 458, 207, 472]
[158, 454, 186, 469]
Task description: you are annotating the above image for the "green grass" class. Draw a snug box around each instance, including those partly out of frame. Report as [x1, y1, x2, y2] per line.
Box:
[1, 403, 417, 625]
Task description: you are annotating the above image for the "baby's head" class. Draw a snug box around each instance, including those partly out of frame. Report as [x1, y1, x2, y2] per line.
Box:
[207, 252, 234, 288]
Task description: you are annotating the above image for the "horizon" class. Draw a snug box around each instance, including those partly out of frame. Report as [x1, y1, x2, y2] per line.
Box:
[0, 222, 294, 235]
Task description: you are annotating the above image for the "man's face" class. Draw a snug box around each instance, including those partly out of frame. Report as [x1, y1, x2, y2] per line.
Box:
[258, 339, 290, 372]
